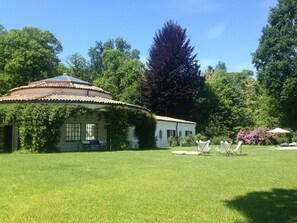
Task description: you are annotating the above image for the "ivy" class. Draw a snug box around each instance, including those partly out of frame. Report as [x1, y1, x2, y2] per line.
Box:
[104, 107, 129, 150]
[0, 104, 90, 153]
[0, 104, 156, 153]
[128, 110, 156, 150]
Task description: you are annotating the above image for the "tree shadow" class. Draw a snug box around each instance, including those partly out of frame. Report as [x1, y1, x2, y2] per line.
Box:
[224, 188, 297, 223]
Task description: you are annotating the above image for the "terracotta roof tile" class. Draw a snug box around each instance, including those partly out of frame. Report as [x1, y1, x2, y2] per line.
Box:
[0, 94, 150, 112]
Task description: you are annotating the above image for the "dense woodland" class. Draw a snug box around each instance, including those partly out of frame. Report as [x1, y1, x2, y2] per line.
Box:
[0, 0, 296, 142]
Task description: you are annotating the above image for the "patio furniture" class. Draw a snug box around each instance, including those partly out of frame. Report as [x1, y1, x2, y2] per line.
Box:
[280, 142, 289, 147]
[197, 140, 211, 154]
[215, 141, 232, 156]
[82, 140, 106, 151]
[231, 141, 243, 155]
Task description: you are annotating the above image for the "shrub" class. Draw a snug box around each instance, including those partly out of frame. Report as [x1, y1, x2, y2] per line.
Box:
[180, 135, 195, 147]
[168, 137, 178, 147]
[211, 136, 231, 145]
[236, 127, 276, 145]
[291, 132, 297, 142]
[194, 133, 207, 141]
[276, 136, 289, 144]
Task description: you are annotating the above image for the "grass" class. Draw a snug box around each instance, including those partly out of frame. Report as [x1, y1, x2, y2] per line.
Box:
[0, 145, 297, 222]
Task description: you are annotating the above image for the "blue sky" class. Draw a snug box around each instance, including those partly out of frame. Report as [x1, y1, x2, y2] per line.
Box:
[0, 0, 278, 72]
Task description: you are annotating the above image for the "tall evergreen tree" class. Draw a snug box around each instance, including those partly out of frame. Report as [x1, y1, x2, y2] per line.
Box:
[252, 0, 297, 129]
[141, 20, 200, 118]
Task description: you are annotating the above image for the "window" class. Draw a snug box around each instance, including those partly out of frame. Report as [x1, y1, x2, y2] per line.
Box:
[159, 130, 162, 139]
[167, 130, 176, 138]
[185, 131, 193, 136]
[86, 124, 98, 140]
[65, 123, 81, 142]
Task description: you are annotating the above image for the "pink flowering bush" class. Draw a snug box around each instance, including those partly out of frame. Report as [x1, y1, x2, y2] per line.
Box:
[236, 128, 276, 145]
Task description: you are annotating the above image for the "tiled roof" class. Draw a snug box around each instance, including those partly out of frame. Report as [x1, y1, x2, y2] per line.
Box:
[155, 115, 196, 125]
[0, 94, 150, 111]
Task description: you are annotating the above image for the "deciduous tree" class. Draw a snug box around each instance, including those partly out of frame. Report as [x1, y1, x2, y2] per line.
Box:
[0, 25, 62, 95]
[252, 0, 297, 129]
[89, 38, 144, 104]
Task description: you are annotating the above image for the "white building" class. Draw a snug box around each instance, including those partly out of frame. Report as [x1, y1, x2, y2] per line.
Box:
[0, 74, 196, 152]
[155, 115, 196, 147]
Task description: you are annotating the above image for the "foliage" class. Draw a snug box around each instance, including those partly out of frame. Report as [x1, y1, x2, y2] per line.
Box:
[215, 61, 227, 71]
[0, 103, 156, 152]
[89, 38, 144, 104]
[292, 132, 297, 142]
[203, 69, 259, 138]
[252, 0, 297, 130]
[0, 25, 62, 95]
[275, 136, 289, 144]
[167, 136, 178, 147]
[104, 107, 129, 150]
[0, 104, 93, 152]
[194, 133, 208, 141]
[66, 53, 90, 82]
[211, 136, 231, 145]
[105, 107, 156, 150]
[128, 110, 156, 150]
[180, 135, 195, 147]
[236, 128, 276, 145]
[141, 20, 201, 119]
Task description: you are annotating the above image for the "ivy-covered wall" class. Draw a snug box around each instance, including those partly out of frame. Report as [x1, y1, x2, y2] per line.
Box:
[105, 107, 156, 150]
[0, 104, 156, 152]
[0, 104, 91, 152]
[128, 109, 156, 150]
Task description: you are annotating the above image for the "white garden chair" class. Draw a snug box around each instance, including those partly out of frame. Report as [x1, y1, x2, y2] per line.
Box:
[197, 140, 211, 154]
[231, 141, 243, 155]
[215, 141, 232, 156]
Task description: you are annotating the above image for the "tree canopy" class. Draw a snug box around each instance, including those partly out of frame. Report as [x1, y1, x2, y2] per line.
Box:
[0, 26, 62, 95]
[140, 20, 201, 119]
[88, 38, 144, 104]
[66, 53, 89, 82]
[252, 0, 297, 129]
[201, 69, 258, 137]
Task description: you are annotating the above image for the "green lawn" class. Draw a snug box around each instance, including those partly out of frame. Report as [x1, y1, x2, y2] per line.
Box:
[0, 145, 297, 223]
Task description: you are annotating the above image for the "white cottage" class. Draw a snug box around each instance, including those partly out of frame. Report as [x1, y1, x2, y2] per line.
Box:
[155, 115, 196, 147]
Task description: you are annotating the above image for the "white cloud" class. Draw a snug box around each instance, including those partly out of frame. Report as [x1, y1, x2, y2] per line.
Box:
[204, 22, 228, 40]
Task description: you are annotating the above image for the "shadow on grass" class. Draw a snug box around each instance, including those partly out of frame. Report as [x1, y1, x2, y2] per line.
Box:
[224, 188, 297, 223]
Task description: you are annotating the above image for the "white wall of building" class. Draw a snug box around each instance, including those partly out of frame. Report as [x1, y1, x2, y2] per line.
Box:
[155, 121, 196, 147]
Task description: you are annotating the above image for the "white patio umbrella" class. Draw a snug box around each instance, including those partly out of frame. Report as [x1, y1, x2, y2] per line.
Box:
[267, 128, 290, 133]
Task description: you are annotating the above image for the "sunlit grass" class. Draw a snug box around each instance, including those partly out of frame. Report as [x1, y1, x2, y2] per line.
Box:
[0, 145, 296, 222]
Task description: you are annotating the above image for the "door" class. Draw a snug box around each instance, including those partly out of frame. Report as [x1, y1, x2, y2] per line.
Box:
[4, 125, 13, 153]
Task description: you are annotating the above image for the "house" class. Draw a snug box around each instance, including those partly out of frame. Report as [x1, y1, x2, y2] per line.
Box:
[0, 74, 196, 152]
[155, 115, 196, 147]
